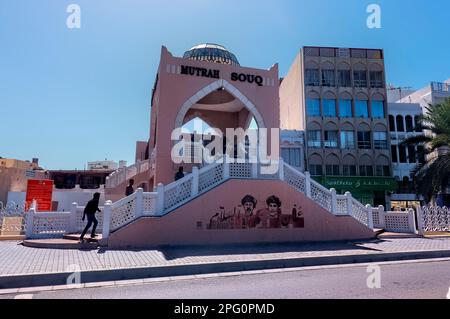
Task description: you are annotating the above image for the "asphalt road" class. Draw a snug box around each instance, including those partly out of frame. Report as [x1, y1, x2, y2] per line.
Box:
[3, 259, 450, 299]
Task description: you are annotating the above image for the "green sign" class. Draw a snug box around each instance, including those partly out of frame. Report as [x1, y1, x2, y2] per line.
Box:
[313, 176, 397, 192]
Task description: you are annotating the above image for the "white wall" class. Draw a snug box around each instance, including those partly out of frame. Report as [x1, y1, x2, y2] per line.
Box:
[7, 189, 106, 212]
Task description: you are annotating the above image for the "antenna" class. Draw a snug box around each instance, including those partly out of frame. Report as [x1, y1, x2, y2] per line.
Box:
[388, 85, 413, 101]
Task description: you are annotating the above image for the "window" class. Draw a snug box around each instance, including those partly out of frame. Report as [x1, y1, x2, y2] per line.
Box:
[339, 99, 352, 117]
[405, 116, 414, 132]
[398, 145, 407, 163]
[408, 146, 416, 163]
[355, 100, 369, 118]
[309, 164, 323, 176]
[281, 148, 301, 167]
[358, 131, 372, 149]
[322, 69, 335, 87]
[338, 70, 351, 87]
[307, 130, 321, 148]
[389, 115, 396, 132]
[326, 165, 340, 176]
[305, 69, 320, 86]
[415, 116, 421, 132]
[372, 101, 385, 118]
[324, 131, 338, 148]
[396, 116, 405, 132]
[360, 166, 374, 176]
[306, 98, 320, 116]
[374, 132, 388, 149]
[343, 165, 357, 176]
[353, 70, 367, 87]
[340, 131, 355, 149]
[391, 145, 398, 162]
[376, 166, 390, 177]
[370, 71, 384, 88]
[417, 146, 426, 164]
[323, 99, 336, 117]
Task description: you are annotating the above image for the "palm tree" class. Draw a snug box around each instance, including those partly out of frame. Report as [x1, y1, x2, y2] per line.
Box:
[401, 98, 450, 202]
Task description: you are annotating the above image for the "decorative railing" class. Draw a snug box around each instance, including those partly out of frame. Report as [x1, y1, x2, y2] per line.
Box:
[417, 206, 450, 234]
[25, 159, 381, 240]
[105, 159, 151, 189]
[371, 205, 416, 233]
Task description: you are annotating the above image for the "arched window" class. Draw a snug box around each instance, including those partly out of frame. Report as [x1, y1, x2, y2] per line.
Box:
[306, 91, 321, 117]
[308, 154, 323, 176]
[353, 63, 367, 88]
[337, 63, 351, 87]
[324, 122, 339, 148]
[375, 156, 390, 177]
[325, 154, 340, 176]
[358, 123, 371, 149]
[396, 115, 405, 132]
[405, 116, 414, 132]
[359, 155, 373, 176]
[414, 115, 421, 132]
[355, 93, 369, 118]
[371, 93, 385, 119]
[342, 155, 357, 176]
[340, 122, 355, 149]
[339, 92, 353, 118]
[307, 122, 322, 148]
[323, 92, 337, 117]
[374, 124, 388, 149]
[389, 115, 396, 132]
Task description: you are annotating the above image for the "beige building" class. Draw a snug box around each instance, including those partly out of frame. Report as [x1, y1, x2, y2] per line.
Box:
[0, 158, 47, 203]
[280, 46, 396, 206]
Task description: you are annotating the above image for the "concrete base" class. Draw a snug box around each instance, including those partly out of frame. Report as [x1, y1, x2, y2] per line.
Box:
[22, 234, 101, 250]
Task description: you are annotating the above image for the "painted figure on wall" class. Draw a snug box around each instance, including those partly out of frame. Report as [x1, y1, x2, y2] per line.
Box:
[207, 194, 305, 230]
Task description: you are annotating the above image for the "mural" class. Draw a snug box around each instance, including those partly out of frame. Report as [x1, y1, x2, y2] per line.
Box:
[207, 195, 305, 230]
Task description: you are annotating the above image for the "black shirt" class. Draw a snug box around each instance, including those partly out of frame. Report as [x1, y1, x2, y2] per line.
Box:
[84, 199, 100, 215]
[175, 172, 184, 181]
[125, 185, 134, 196]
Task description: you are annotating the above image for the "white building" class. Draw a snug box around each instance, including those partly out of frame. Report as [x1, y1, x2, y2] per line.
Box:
[87, 160, 120, 171]
[398, 79, 450, 109]
[388, 102, 425, 209]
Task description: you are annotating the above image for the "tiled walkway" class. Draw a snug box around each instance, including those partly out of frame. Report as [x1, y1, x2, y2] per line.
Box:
[2, 238, 450, 277]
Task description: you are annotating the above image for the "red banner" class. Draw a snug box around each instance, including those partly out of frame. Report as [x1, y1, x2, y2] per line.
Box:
[25, 179, 53, 212]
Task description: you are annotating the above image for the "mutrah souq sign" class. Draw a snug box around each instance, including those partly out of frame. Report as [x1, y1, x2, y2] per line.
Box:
[181, 65, 264, 87]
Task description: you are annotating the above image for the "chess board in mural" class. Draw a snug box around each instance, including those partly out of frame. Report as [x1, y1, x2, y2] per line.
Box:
[207, 194, 305, 230]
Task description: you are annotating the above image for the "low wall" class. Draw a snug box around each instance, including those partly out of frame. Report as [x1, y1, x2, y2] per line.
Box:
[108, 179, 375, 248]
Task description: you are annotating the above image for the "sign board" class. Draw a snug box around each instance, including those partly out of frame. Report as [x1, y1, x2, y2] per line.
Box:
[25, 170, 36, 179]
[25, 179, 54, 212]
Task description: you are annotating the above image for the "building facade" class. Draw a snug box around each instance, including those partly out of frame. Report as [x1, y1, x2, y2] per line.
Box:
[388, 102, 425, 210]
[398, 79, 450, 108]
[280, 46, 396, 206]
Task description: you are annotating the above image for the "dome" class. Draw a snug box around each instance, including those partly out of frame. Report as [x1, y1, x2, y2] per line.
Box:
[183, 43, 240, 66]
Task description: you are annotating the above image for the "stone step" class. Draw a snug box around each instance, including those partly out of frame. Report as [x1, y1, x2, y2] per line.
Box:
[377, 232, 420, 239]
[22, 238, 98, 250]
[63, 234, 102, 242]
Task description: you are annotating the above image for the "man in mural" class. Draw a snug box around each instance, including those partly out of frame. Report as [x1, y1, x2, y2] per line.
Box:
[241, 195, 259, 229]
[257, 196, 282, 229]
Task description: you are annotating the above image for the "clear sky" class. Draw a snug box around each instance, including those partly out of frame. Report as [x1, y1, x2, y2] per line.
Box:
[0, 0, 449, 170]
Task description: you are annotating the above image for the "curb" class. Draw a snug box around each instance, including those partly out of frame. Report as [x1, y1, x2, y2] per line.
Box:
[2, 249, 450, 290]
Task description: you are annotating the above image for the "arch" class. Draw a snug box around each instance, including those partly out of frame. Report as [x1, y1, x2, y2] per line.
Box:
[353, 63, 366, 71]
[369, 63, 383, 71]
[373, 123, 388, 132]
[339, 91, 353, 100]
[323, 91, 337, 99]
[343, 154, 357, 165]
[371, 92, 385, 101]
[389, 115, 396, 132]
[358, 122, 371, 131]
[359, 154, 372, 165]
[175, 79, 266, 130]
[321, 61, 335, 70]
[405, 115, 414, 132]
[307, 121, 322, 130]
[356, 92, 368, 100]
[337, 62, 351, 70]
[324, 121, 338, 131]
[325, 154, 340, 165]
[309, 153, 323, 165]
[341, 122, 355, 131]
[306, 90, 320, 99]
[305, 60, 319, 69]
[376, 155, 390, 166]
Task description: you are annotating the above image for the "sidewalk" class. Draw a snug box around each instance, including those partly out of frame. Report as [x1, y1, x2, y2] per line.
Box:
[2, 237, 450, 289]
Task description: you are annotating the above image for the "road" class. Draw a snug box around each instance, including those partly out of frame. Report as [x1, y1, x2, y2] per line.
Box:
[2, 259, 450, 299]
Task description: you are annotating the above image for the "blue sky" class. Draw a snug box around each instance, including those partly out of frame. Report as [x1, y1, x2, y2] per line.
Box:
[0, 0, 449, 170]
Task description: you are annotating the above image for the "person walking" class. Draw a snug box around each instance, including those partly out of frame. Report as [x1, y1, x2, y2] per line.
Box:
[175, 167, 185, 181]
[80, 193, 101, 243]
[125, 179, 135, 196]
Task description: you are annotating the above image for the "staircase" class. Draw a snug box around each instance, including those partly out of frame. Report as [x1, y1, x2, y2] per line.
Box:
[23, 159, 381, 249]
